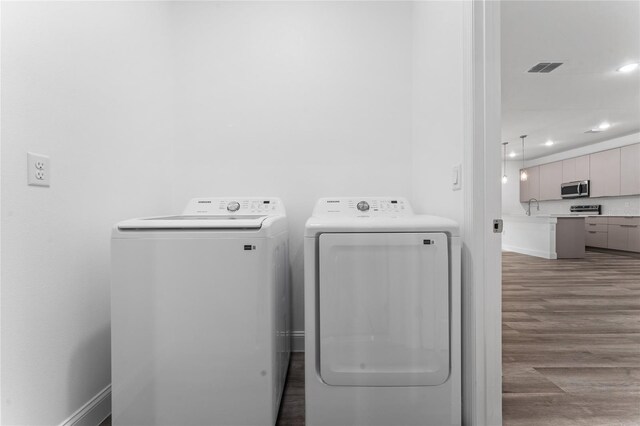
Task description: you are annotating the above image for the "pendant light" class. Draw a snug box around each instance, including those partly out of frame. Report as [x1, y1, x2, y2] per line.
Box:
[520, 135, 528, 181]
[502, 142, 509, 184]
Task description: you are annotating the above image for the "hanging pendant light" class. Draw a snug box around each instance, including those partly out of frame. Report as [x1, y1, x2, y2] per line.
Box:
[502, 142, 509, 184]
[520, 135, 528, 181]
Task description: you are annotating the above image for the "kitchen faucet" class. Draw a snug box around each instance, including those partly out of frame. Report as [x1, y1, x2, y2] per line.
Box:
[526, 198, 539, 216]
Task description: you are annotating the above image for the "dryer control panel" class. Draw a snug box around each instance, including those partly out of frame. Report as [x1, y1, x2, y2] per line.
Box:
[312, 197, 413, 217]
[183, 197, 286, 216]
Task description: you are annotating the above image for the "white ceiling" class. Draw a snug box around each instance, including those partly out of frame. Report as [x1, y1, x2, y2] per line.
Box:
[501, 0, 640, 160]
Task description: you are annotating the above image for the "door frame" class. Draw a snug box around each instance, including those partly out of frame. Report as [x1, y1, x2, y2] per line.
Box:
[462, 0, 502, 424]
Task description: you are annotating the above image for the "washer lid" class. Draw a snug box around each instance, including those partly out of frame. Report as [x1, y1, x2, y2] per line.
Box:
[116, 197, 286, 231]
[117, 215, 268, 231]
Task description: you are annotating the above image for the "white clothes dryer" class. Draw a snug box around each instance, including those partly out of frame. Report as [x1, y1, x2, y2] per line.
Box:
[304, 197, 461, 426]
[111, 197, 290, 426]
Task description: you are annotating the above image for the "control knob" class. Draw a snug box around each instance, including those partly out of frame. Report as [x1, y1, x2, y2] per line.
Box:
[357, 201, 370, 212]
[227, 201, 240, 212]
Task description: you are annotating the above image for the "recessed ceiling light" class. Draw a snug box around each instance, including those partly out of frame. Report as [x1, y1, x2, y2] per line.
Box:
[598, 122, 611, 130]
[545, 140, 554, 146]
[509, 151, 516, 158]
[617, 63, 639, 73]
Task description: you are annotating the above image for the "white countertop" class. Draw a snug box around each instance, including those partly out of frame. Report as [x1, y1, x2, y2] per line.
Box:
[503, 214, 586, 222]
[545, 214, 589, 218]
[586, 214, 639, 217]
[504, 213, 639, 219]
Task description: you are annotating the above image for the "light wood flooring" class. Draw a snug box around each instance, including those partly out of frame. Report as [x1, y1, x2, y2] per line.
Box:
[502, 249, 640, 426]
[101, 249, 639, 426]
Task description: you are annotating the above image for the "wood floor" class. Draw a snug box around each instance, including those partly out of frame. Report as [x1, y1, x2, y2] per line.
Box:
[101, 249, 639, 426]
[502, 249, 640, 426]
[276, 353, 305, 425]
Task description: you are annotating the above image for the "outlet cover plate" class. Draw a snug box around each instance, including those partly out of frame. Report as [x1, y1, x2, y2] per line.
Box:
[27, 152, 50, 187]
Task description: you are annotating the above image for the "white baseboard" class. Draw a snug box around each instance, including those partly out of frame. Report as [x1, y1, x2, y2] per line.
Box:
[291, 330, 305, 352]
[59, 385, 111, 426]
[502, 245, 557, 259]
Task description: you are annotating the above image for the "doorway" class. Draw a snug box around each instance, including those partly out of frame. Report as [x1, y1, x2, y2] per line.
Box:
[500, 2, 640, 425]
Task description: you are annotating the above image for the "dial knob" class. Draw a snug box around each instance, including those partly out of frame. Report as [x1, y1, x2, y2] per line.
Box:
[357, 201, 370, 212]
[227, 201, 240, 212]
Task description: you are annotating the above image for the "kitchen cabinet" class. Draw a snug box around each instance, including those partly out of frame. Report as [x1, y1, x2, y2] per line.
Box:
[607, 223, 640, 252]
[590, 148, 621, 197]
[539, 161, 563, 200]
[620, 144, 640, 196]
[519, 166, 540, 202]
[585, 230, 608, 248]
[519, 172, 527, 202]
[562, 155, 590, 182]
[607, 224, 628, 251]
[630, 226, 640, 252]
[556, 218, 586, 258]
[609, 218, 640, 253]
[585, 216, 640, 252]
[585, 216, 608, 248]
[519, 143, 639, 202]
[575, 155, 590, 181]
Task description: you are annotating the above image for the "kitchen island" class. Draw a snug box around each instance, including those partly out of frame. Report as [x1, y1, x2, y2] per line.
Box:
[502, 214, 586, 259]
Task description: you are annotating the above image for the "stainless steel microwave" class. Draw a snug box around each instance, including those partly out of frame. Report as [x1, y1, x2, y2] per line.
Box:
[561, 180, 589, 198]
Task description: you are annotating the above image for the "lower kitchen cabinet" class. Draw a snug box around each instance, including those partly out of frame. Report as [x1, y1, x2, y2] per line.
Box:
[585, 230, 608, 248]
[630, 226, 640, 252]
[585, 216, 640, 253]
[607, 225, 629, 251]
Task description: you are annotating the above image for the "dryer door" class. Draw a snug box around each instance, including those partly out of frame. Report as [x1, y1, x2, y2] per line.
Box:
[318, 232, 449, 386]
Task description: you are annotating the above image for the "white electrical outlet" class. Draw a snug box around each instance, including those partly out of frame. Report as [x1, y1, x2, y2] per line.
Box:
[27, 152, 50, 187]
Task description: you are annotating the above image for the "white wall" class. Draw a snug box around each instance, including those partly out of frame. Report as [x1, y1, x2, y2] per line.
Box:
[169, 1, 414, 339]
[502, 133, 640, 216]
[2, 1, 472, 424]
[1, 3, 174, 424]
[411, 1, 464, 223]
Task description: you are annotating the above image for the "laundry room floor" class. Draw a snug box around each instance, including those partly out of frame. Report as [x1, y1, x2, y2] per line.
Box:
[502, 249, 640, 426]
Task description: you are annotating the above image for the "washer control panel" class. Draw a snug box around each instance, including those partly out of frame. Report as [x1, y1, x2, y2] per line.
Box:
[183, 197, 286, 216]
[312, 197, 413, 217]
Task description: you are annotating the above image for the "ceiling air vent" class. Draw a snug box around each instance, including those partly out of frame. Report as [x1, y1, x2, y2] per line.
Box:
[528, 62, 563, 73]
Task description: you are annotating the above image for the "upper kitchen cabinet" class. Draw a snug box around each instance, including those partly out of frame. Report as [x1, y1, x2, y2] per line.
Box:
[575, 155, 590, 181]
[620, 143, 640, 196]
[519, 166, 540, 202]
[539, 161, 563, 200]
[529, 166, 540, 201]
[520, 143, 639, 202]
[590, 148, 621, 197]
[519, 170, 527, 202]
[562, 155, 590, 182]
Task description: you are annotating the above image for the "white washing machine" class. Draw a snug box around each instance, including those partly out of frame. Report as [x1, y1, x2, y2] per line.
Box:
[304, 197, 461, 426]
[111, 197, 290, 426]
